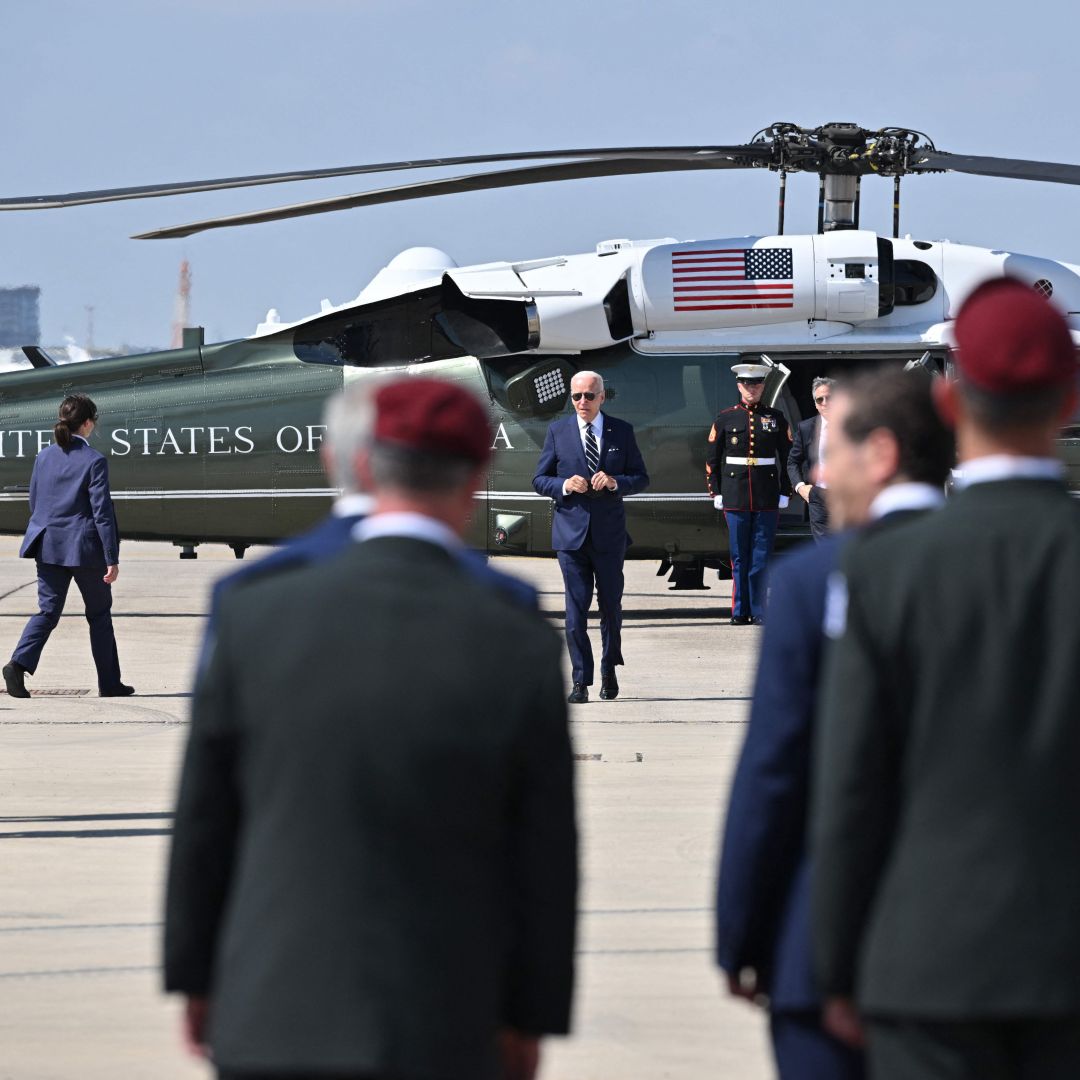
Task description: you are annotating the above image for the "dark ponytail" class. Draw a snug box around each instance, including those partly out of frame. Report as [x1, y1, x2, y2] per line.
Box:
[54, 394, 99, 451]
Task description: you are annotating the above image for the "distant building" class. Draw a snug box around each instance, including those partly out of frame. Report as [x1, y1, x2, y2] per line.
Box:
[0, 286, 41, 347]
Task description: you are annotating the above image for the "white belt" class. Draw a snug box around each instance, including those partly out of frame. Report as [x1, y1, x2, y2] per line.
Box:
[727, 456, 776, 466]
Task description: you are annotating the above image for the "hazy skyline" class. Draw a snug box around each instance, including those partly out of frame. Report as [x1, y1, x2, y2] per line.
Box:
[4, 0, 1080, 348]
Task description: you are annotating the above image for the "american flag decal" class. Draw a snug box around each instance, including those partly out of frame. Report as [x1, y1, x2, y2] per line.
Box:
[671, 247, 794, 311]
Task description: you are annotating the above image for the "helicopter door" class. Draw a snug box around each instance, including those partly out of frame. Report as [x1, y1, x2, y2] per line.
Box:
[759, 354, 793, 408]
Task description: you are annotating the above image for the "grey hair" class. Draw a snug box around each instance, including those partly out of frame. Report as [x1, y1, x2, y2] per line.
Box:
[812, 376, 836, 393]
[573, 370, 605, 392]
[368, 443, 474, 494]
[321, 380, 380, 493]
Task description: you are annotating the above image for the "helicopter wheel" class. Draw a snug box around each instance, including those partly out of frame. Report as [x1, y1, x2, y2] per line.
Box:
[230, 543, 249, 560]
[665, 558, 709, 591]
[178, 544, 199, 560]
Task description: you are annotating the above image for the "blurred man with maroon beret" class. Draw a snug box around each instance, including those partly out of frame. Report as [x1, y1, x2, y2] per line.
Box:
[812, 278, 1080, 1079]
[166, 377, 577, 1080]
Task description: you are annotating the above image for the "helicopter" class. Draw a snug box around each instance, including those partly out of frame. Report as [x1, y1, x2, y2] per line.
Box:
[1, 121, 1078, 585]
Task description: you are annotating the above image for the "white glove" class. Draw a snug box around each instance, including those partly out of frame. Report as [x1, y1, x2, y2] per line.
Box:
[778, 495, 790, 509]
[713, 495, 724, 510]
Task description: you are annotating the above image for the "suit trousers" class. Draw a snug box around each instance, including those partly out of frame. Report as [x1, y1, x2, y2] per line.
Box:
[867, 1016, 1080, 1080]
[724, 510, 778, 620]
[556, 535, 624, 685]
[808, 487, 830, 543]
[771, 1010, 865, 1080]
[11, 561, 122, 692]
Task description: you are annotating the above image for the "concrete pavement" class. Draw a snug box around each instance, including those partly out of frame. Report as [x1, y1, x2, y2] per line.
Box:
[0, 538, 774, 1079]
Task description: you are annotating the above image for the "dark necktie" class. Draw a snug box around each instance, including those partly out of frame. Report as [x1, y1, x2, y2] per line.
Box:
[585, 422, 600, 474]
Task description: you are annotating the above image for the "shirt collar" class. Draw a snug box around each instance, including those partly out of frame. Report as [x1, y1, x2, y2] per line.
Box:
[352, 511, 462, 551]
[72, 434, 89, 445]
[577, 412, 603, 434]
[869, 482, 947, 521]
[952, 455, 1065, 490]
[331, 493, 375, 518]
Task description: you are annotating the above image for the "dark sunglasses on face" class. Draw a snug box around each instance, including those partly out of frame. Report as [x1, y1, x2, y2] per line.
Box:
[571, 391, 598, 401]
[815, 395, 831, 405]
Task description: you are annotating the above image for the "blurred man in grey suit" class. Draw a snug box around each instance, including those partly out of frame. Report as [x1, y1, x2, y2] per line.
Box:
[813, 279, 1080, 1079]
[165, 377, 577, 1080]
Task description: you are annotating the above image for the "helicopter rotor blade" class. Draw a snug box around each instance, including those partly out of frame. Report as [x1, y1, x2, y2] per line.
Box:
[0, 146, 767, 211]
[912, 150, 1080, 186]
[132, 153, 770, 240]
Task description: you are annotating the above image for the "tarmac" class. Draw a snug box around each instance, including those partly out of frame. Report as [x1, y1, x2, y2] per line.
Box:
[0, 537, 776, 1080]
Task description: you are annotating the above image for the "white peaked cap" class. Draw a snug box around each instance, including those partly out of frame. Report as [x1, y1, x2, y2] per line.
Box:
[731, 363, 770, 379]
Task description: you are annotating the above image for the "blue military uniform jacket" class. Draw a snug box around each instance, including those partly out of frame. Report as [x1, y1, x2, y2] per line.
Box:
[715, 534, 845, 1009]
[531, 413, 649, 551]
[19, 439, 120, 567]
[706, 403, 791, 511]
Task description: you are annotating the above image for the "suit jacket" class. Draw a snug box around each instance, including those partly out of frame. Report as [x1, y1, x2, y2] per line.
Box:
[787, 416, 822, 491]
[165, 537, 577, 1077]
[19, 440, 120, 567]
[208, 513, 538, 631]
[532, 413, 649, 552]
[716, 533, 847, 1010]
[813, 478, 1080, 1016]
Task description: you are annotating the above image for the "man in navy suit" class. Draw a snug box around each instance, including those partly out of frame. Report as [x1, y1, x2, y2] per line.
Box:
[715, 369, 953, 1079]
[788, 376, 835, 542]
[532, 370, 649, 704]
[5, 393, 132, 697]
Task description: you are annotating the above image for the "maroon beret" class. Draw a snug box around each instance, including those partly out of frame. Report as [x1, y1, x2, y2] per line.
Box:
[953, 278, 1077, 393]
[373, 377, 492, 465]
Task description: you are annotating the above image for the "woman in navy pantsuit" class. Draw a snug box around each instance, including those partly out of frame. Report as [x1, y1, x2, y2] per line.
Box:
[3, 394, 133, 698]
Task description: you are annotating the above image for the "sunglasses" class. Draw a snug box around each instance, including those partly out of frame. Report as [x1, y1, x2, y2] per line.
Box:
[815, 395, 831, 405]
[571, 391, 598, 401]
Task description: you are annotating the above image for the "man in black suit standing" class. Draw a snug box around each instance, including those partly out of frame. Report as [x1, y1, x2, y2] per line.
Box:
[165, 377, 578, 1080]
[716, 368, 952, 1080]
[788, 376, 835, 542]
[813, 278, 1080, 1079]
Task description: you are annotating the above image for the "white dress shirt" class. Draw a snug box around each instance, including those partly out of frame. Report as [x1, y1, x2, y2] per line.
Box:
[951, 454, 1064, 489]
[331, 493, 375, 518]
[562, 413, 614, 496]
[352, 512, 462, 552]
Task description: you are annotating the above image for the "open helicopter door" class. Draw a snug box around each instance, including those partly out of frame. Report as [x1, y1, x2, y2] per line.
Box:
[758, 353, 792, 407]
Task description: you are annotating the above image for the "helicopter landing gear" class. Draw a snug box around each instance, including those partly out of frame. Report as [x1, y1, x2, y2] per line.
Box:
[659, 556, 710, 591]
[176, 543, 199, 560]
[229, 543, 249, 560]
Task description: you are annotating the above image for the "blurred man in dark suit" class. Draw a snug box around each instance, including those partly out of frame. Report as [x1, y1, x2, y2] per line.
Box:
[532, 370, 649, 704]
[166, 377, 577, 1080]
[813, 279, 1080, 1080]
[788, 376, 835, 542]
[201, 382, 536, 669]
[715, 368, 953, 1080]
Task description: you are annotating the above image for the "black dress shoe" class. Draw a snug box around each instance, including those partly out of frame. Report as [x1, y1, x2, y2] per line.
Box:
[567, 683, 589, 704]
[3, 662, 30, 699]
[730, 616, 752, 626]
[599, 672, 620, 700]
[100, 683, 135, 698]
[752, 616, 766, 626]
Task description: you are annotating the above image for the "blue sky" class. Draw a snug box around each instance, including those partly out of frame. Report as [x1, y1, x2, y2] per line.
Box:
[4, 0, 1080, 347]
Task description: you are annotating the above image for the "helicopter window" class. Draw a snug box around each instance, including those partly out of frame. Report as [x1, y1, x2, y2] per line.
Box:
[892, 260, 937, 306]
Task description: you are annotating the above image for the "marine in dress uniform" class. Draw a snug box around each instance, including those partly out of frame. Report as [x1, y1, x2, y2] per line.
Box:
[812, 280, 1080, 1080]
[705, 363, 792, 624]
